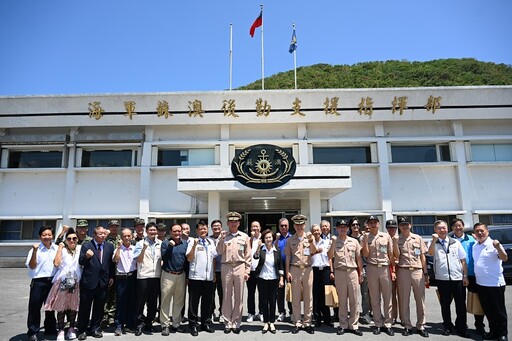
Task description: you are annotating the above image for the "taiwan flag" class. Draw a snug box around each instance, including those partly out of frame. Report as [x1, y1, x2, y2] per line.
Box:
[250, 11, 262, 37]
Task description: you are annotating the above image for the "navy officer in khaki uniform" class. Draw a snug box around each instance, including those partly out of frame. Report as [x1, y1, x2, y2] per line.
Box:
[393, 217, 429, 337]
[284, 214, 317, 334]
[361, 215, 395, 336]
[328, 219, 363, 336]
[216, 211, 252, 334]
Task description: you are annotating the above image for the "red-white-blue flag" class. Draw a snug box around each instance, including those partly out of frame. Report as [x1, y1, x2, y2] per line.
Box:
[250, 11, 262, 37]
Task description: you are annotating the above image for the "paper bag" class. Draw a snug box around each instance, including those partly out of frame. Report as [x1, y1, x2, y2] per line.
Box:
[467, 291, 484, 315]
[325, 284, 339, 307]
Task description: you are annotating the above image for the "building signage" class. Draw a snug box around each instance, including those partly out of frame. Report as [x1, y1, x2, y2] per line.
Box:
[231, 144, 296, 189]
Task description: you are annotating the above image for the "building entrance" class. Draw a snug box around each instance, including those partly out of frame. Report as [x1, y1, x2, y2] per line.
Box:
[244, 212, 298, 234]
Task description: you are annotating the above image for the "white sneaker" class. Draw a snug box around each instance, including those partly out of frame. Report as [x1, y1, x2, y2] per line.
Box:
[56, 330, 65, 341]
[258, 314, 264, 323]
[247, 314, 254, 323]
[67, 327, 77, 340]
[219, 315, 225, 323]
[277, 312, 286, 322]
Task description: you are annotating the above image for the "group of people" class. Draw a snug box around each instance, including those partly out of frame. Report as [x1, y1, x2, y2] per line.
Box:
[25, 213, 508, 341]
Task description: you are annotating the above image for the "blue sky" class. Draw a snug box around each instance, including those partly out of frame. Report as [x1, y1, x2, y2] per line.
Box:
[0, 0, 511, 96]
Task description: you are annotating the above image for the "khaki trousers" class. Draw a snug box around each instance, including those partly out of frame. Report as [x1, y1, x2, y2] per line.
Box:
[391, 278, 399, 320]
[367, 265, 393, 328]
[397, 267, 426, 330]
[159, 271, 185, 328]
[221, 263, 245, 329]
[289, 266, 313, 327]
[335, 268, 360, 330]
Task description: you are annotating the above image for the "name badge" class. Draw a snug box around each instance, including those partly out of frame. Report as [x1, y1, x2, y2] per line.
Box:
[197, 246, 205, 251]
[239, 245, 245, 251]
[303, 248, 310, 256]
[379, 246, 388, 254]
[414, 248, 421, 256]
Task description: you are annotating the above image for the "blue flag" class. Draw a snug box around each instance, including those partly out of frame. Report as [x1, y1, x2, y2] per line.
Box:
[289, 28, 297, 53]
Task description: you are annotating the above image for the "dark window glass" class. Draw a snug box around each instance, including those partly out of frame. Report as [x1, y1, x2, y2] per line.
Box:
[234, 148, 293, 160]
[313, 147, 371, 164]
[439, 145, 451, 161]
[158, 150, 187, 166]
[392, 146, 437, 163]
[0, 220, 21, 240]
[8, 151, 62, 168]
[491, 214, 512, 225]
[82, 150, 132, 167]
[0, 220, 56, 240]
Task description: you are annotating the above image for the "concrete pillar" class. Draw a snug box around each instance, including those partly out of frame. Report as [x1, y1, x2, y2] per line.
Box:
[452, 121, 474, 226]
[208, 191, 221, 234]
[308, 190, 322, 229]
[375, 123, 393, 221]
[139, 127, 153, 222]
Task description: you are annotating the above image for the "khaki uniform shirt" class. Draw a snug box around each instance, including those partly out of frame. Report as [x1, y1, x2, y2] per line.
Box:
[367, 232, 393, 266]
[330, 237, 361, 269]
[216, 231, 252, 275]
[284, 234, 313, 267]
[394, 233, 426, 269]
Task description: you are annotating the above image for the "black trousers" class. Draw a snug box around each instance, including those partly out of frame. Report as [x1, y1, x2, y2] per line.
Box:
[247, 270, 263, 315]
[437, 279, 467, 331]
[135, 278, 160, 328]
[258, 278, 279, 323]
[211, 271, 223, 316]
[115, 274, 137, 329]
[276, 277, 293, 315]
[477, 284, 508, 338]
[188, 279, 214, 327]
[77, 284, 108, 334]
[27, 277, 57, 336]
[312, 267, 332, 324]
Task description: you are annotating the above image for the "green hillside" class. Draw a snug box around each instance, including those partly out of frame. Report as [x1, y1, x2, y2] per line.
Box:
[238, 58, 512, 90]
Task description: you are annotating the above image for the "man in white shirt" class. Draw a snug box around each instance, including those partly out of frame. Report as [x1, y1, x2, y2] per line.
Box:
[26, 226, 58, 341]
[247, 221, 263, 323]
[311, 223, 333, 328]
[472, 223, 508, 341]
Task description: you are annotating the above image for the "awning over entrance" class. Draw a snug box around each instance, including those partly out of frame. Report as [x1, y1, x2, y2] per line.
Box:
[177, 165, 351, 202]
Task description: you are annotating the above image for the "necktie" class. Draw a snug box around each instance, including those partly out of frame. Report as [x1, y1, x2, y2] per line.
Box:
[97, 243, 103, 263]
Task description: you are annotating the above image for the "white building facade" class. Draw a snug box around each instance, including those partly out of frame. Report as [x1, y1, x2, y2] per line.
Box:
[1, 86, 511, 256]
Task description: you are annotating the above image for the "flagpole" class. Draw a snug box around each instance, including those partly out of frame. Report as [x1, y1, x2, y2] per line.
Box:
[293, 23, 297, 90]
[260, 4, 264, 90]
[229, 23, 233, 91]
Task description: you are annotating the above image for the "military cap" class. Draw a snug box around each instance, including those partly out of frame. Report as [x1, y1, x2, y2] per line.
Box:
[291, 214, 307, 225]
[157, 223, 167, 230]
[226, 211, 242, 221]
[76, 219, 89, 228]
[134, 218, 145, 226]
[367, 215, 379, 222]
[386, 219, 398, 228]
[108, 219, 120, 227]
[336, 219, 349, 227]
[398, 217, 411, 225]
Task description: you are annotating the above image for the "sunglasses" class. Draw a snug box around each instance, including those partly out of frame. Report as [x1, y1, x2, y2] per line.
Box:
[66, 237, 78, 241]
[351, 224, 359, 227]
[280, 225, 288, 227]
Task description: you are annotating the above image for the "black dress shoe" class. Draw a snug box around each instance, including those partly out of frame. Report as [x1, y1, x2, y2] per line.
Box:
[171, 326, 185, 333]
[292, 326, 300, 334]
[498, 336, 508, 341]
[190, 327, 198, 336]
[90, 330, 103, 338]
[417, 329, 429, 338]
[327, 322, 335, 328]
[353, 329, 363, 336]
[232, 328, 241, 334]
[78, 332, 88, 340]
[161, 326, 170, 336]
[402, 328, 412, 336]
[224, 328, 231, 334]
[484, 332, 498, 340]
[29, 335, 39, 341]
[305, 326, 314, 334]
[144, 325, 154, 333]
[384, 327, 395, 336]
[337, 327, 345, 335]
[44, 329, 58, 336]
[442, 329, 451, 336]
[374, 327, 382, 335]
[201, 325, 214, 333]
[134, 328, 143, 336]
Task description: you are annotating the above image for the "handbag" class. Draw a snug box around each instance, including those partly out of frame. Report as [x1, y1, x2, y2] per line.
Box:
[325, 284, 339, 307]
[59, 272, 76, 292]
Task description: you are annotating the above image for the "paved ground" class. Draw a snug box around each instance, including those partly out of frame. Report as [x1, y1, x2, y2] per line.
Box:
[1, 267, 510, 341]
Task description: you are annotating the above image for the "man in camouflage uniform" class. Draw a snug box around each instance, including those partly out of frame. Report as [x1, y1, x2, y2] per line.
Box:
[56, 219, 92, 245]
[133, 218, 145, 244]
[102, 220, 122, 327]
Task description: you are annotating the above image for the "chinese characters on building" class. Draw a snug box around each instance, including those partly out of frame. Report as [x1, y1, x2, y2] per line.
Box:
[88, 95, 441, 120]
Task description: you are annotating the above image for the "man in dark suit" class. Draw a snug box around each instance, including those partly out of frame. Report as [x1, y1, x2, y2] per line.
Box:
[77, 226, 115, 340]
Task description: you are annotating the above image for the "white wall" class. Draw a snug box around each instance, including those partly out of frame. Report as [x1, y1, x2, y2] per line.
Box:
[330, 166, 381, 211]
[467, 165, 512, 210]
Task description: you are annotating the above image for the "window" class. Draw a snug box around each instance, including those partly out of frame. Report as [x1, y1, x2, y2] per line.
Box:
[81, 149, 137, 167]
[397, 215, 455, 236]
[7, 150, 63, 168]
[158, 148, 215, 166]
[477, 214, 512, 226]
[0, 220, 56, 240]
[472, 143, 512, 161]
[313, 146, 371, 164]
[391, 144, 450, 163]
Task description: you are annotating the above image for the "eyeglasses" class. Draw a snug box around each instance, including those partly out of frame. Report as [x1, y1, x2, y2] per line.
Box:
[280, 225, 288, 227]
[66, 237, 78, 241]
[351, 224, 359, 227]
